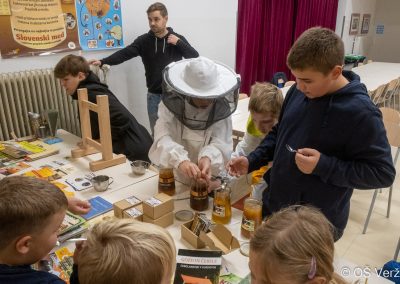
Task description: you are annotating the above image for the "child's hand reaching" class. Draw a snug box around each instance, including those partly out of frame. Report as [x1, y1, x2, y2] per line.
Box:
[67, 197, 91, 215]
[226, 156, 249, 177]
[295, 148, 321, 174]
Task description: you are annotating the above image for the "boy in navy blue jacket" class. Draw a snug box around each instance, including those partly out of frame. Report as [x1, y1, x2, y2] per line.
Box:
[228, 27, 395, 241]
[0, 176, 78, 283]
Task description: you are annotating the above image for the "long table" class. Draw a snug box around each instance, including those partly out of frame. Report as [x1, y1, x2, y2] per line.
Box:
[27, 129, 158, 201]
[20, 130, 391, 283]
[76, 168, 391, 283]
[352, 62, 400, 91]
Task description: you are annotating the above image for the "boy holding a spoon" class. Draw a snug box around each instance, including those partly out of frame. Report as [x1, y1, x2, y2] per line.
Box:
[228, 27, 395, 241]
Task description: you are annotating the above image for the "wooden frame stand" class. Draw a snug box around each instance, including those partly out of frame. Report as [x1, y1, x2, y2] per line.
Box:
[71, 88, 126, 171]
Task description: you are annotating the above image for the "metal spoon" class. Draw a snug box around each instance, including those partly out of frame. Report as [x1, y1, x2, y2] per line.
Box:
[286, 144, 298, 153]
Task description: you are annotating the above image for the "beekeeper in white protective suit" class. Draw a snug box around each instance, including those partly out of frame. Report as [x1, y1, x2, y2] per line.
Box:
[149, 56, 241, 185]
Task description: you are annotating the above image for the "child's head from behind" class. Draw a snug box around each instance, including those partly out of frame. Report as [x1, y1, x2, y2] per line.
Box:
[248, 82, 283, 134]
[250, 206, 346, 284]
[0, 176, 67, 265]
[77, 218, 176, 284]
[287, 27, 345, 99]
[54, 54, 90, 96]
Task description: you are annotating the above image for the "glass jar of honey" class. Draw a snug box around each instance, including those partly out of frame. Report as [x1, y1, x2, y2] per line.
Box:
[158, 167, 175, 196]
[212, 181, 232, 224]
[190, 177, 209, 211]
[241, 198, 262, 239]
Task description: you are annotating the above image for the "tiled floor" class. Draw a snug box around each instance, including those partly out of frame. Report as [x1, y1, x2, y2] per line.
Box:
[335, 147, 400, 269]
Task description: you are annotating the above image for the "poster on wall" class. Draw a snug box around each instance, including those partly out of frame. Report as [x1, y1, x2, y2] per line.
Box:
[349, 13, 360, 36]
[0, 0, 81, 59]
[75, 0, 124, 50]
[0, 0, 124, 59]
[360, 14, 371, 35]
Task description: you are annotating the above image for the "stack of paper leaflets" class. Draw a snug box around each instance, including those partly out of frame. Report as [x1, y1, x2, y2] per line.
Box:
[34, 246, 74, 284]
[0, 142, 31, 159]
[21, 140, 59, 161]
[0, 140, 59, 161]
[58, 212, 87, 243]
[0, 161, 30, 177]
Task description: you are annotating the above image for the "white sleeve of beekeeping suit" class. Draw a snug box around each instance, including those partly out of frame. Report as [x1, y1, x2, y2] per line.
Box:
[198, 116, 233, 175]
[148, 103, 190, 169]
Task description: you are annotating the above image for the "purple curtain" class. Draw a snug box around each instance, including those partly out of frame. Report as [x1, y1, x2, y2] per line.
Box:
[236, 0, 339, 94]
[236, 0, 294, 94]
[293, 0, 339, 40]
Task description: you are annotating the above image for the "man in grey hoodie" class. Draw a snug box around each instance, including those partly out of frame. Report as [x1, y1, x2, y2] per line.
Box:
[90, 2, 199, 135]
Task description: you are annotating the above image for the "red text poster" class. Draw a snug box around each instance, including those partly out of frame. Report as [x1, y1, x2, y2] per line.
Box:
[0, 0, 81, 59]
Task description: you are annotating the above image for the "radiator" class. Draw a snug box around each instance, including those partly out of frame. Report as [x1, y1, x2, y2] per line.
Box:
[0, 69, 81, 141]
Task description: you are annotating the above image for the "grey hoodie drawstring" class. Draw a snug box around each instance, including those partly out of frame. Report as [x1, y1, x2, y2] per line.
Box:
[163, 38, 166, 53]
[155, 37, 166, 54]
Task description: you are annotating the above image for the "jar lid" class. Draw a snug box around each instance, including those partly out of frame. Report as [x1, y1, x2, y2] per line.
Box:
[175, 210, 194, 221]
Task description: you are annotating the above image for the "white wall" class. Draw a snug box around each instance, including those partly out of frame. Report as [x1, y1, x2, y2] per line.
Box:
[368, 0, 400, 62]
[0, 0, 238, 130]
[335, 0, 377, 57]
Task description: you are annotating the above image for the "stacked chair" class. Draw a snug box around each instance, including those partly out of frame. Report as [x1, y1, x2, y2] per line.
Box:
[363, 77, 400, 234]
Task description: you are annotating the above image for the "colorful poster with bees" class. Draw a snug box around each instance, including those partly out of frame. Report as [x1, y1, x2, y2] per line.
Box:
[0, 0, 81, 58]
[75, 0, 124, 50]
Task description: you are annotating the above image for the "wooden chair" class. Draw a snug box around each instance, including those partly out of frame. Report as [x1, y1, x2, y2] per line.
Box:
[363, 107, 400, 233]
[381, 78, 400, 110]
[232, 129, 244, 150]
[371, 84, 388, 106]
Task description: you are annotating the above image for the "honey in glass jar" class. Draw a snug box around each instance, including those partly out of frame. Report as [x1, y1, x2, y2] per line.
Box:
[190, 177, 209, 211]
[241, 198, 262, 239]
[212, 185, 232, 224]
[158, 168, 175, 196]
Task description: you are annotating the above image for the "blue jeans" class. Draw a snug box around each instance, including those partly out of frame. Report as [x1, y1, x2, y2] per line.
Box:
[147, 92, 162, 135]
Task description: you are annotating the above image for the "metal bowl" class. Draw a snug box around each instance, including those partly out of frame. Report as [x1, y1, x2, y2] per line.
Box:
[131, 160, 150, 175]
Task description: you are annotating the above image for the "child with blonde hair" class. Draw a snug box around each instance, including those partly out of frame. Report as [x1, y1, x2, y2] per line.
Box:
[231, 82, 283, 200]
[249, 205, 348, 284]
[233, 82, 283, 158]
[72, 218, 176, 284]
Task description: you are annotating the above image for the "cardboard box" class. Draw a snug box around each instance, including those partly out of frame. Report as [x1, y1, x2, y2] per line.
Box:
[199, 224, 240, 254]
[123, 204, 144, 221]
[181, 220, 205, 249]
[113, 195, 142, 218]
[143, 211, 174, 228]
[142, 193, 174, 219]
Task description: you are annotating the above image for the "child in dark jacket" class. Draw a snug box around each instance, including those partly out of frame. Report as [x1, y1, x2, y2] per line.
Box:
[0, 176, 73, 283]
[228, 27, 395, 241]
[54, 54, 153, 162]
